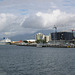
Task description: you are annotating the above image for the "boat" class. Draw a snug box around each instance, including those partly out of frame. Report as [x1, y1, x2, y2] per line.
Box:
[0, 38, 11, 45]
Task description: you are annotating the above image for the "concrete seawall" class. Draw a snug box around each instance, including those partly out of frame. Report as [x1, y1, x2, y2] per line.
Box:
[17, 43, 75, 48]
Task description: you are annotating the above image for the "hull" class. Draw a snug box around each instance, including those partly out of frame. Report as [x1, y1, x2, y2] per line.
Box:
[0, 42, 9, 45]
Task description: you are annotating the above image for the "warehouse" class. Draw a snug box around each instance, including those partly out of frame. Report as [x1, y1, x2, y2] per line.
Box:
[51, 32, 73, 40]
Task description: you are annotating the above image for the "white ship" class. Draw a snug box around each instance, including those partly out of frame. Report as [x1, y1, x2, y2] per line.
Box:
[0, 38, 11, 45]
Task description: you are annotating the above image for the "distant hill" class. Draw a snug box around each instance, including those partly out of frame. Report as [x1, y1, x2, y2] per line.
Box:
[10, 29, 53, 41]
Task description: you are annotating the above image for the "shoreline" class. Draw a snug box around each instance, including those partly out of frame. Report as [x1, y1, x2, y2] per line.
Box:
[17, 44, 75, 48]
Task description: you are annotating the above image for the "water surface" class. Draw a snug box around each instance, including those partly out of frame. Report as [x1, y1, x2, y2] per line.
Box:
[0, 45, 75, 75]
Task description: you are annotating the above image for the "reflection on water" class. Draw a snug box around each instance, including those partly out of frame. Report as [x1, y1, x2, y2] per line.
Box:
[0, 68, 7, 75]
[0, 45, 75, 75]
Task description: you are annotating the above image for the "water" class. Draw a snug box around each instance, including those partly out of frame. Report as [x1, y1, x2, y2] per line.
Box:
[0, 45, 75, 75]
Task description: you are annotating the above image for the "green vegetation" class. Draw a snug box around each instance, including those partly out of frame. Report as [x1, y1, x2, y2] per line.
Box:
[23, 40, 28, 43]
[36, 39, 46, 44]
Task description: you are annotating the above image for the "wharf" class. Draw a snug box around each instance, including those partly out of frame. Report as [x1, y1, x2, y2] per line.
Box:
[17, 44, 36, 47]
[46, 44, 75, 48]
[17, 43, 75, 48]
[36, 44, 75, 48]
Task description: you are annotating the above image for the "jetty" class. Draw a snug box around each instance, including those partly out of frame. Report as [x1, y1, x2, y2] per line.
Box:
[16, 43, 75, 48]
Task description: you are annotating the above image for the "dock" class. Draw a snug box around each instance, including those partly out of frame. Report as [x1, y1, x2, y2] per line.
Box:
[16, 43, 75, 48]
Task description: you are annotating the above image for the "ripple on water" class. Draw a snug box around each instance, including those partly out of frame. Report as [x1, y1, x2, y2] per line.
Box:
[0, 68, 7, 75]
[0, 46, 75, 75]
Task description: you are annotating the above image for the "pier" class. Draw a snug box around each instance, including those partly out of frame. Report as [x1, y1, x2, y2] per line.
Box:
[16, 43, 75, 48]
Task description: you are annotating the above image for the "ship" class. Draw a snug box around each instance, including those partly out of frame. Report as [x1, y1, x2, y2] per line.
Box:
[0, 38, 11, 45]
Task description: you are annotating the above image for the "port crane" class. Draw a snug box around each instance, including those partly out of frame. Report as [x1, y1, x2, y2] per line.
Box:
[72, 30, 75, 39]
[53, 25, 57, 44]
[53, 25, 75, 41]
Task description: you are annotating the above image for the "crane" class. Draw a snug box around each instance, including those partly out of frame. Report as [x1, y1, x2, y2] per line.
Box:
[53, 25, 57, 44]
[72, 30, 75, 39]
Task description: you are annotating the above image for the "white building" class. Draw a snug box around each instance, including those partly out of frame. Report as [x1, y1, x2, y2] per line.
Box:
[35, 33, 45, 41]
[45, 34, 51, 42]
[27, 39, 36, 43]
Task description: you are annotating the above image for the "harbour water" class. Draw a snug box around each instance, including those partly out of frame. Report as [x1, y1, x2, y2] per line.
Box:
[0, 45, 75, 75]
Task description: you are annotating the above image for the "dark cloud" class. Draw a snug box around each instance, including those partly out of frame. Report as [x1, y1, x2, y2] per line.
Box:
[22, 15, 44, 29]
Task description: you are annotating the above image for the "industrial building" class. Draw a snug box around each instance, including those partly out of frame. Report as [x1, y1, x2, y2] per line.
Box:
[51, 32, 73, 40]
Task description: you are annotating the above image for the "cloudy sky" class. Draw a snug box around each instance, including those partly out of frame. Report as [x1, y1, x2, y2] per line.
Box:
[0, 0, 75, 39]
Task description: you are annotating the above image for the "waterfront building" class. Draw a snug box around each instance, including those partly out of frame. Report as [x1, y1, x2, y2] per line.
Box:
[45, 34, 51, 42]
[27, 39, 36, 43]
[51, 32, 73, 40]
[10, 40, 23, 45]
[35, 33, 45, 41]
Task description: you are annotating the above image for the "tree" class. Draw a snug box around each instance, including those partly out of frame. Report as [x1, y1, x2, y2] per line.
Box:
[23, 40, 28, 43]
[36, 39, 46, 44]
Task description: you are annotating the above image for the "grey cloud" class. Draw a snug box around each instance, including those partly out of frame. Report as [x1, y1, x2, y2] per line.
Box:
[22, 9, 75, 31]
[22, 15, 44, 29]
[0, 9, 75, 38]
[0, 13, 38, 38]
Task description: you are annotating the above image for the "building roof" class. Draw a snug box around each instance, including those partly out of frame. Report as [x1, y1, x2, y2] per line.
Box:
[27, 39, 35, 42]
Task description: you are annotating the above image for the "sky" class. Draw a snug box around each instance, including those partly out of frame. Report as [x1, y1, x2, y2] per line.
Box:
[0, 0, 75, 39]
